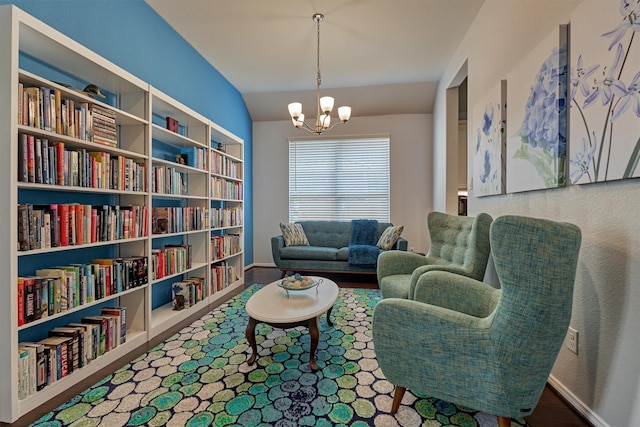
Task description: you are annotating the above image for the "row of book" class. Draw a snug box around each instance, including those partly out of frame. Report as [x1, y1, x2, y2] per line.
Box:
[18, 83, 118, 147]
[211, 207, 243, 229]
[180, 146, 208, 170]
[19, 84, 92, 141]
[172, 277, 207, 310]
[18, 135, 147, 191]
[151, 165, 189, 195]
[18, 307, 126, 400]
[211, 177, 243, 200]
[151, 245, 193, 281]
[211, 151, 241, 179]
[17, 256, 146, 326]
[211, 234, 241, 261]
[151, 206, 209, 235]
[18, 203, 148, 251]
[211, 263, 238, 292]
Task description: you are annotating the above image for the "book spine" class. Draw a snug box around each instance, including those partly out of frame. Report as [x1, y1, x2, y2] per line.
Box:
[17, 278, 25, 326]
[59, 204, 69, 246]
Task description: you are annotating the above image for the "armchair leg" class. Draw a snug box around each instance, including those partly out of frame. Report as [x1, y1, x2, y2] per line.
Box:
[391, 386, 406, 414]
[497, 416, 512, 427]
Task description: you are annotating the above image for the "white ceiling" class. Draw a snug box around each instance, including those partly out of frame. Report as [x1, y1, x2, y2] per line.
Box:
[145, 0, 484, 122]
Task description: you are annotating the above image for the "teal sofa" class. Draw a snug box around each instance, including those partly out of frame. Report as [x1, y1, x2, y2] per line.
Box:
[271, 220, 408, 277]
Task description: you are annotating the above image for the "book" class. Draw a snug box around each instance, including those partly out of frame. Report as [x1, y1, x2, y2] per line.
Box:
[58, 204, 69, 246]
[101, 306, 126, 345]
[35, 268, 67, 314]
[48, 327, 80, 372]
[20, 342, 47, 391]
[39, 336, 71, 380]
[17, 344, 37, 396]
[17, 278, 25, 326]
[18, 134, 28, 182]
[67, 323, 95, 364]
[81, 316, 108, 356]
[23, 277, 36, 323]
[17, 348, 29, 399]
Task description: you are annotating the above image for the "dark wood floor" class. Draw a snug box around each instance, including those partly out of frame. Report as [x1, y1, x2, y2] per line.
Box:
[5, 267, 591, 427]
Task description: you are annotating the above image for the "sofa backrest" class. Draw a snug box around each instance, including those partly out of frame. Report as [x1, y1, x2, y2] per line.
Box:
[297, 221, 393, 248]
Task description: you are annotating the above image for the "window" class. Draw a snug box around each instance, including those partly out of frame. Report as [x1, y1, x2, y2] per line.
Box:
[288, 135, 390, 221]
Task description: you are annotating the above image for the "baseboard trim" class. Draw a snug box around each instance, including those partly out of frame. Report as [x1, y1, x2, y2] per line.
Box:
[547, 375, 608, 427]
[250, 262, 277, 268]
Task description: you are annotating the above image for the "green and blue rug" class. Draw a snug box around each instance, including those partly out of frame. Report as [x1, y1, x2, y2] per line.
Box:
[30, 285, 528, 426]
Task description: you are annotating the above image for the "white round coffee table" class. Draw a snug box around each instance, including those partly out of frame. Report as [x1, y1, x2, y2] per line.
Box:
[245, 276, 339, 370]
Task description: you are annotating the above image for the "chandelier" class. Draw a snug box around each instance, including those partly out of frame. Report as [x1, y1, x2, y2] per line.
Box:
[287, 13, 351, 134]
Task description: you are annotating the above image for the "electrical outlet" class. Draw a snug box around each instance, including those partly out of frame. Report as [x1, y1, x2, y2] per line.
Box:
[567, 327, 578, 355]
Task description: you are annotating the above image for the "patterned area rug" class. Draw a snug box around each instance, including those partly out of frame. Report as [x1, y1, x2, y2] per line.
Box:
[30, 285, 528, 427]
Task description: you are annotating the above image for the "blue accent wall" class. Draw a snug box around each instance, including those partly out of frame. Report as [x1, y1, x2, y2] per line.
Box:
[3, 0, 254, 264]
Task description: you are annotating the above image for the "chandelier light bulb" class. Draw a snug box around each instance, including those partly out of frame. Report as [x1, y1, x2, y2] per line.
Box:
[320, 96, 334, 114]
[293, 113, 305, 128]
[338, 106, 351, 122]
[288, 102, 302, 119]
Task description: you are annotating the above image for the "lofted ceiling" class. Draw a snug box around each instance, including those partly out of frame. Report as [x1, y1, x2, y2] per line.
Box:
[145, 0, 484, 122]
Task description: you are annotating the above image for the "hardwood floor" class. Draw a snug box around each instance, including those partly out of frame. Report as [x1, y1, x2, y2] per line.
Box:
[5, 267, 591, 426]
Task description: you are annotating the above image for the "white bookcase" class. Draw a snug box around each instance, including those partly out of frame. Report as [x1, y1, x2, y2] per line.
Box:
[0, 5, 244, 423]
[209, 121, 245, 303]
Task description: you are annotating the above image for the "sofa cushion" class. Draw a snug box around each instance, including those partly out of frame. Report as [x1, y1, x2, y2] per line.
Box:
[336, 247, 349, 261]
[377, 225, 404, 250]
[280, 246, 338, 261]
[280, 222, 310, 246]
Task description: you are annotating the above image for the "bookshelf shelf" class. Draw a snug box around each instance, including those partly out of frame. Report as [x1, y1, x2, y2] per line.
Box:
[152, 123, 208, 149]
[150, 261, 209, 285]
[17, 182, 149, 195]
[1, 5, 244, 423]
[16, 236, 149, 256]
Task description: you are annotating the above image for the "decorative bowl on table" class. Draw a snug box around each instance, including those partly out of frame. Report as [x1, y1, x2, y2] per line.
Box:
[278, 274, 322, 296]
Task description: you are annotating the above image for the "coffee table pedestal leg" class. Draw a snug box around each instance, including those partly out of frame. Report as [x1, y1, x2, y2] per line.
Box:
[245, 317, 258, 365]
[308, 317, 319, 371]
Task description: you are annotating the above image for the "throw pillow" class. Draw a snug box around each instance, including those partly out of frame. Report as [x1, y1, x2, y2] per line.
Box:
[280, 222, 310, 247]
[377, 225, 404, 250]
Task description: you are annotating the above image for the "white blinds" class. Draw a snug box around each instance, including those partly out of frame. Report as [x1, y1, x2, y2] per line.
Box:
[288, 136, 390, 222]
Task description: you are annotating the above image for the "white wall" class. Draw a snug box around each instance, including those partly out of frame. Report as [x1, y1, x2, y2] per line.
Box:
[434, 1, 640, 426]
[252, 114, 433, 265]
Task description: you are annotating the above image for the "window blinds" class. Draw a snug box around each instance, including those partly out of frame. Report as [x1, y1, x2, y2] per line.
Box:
[288, 136, 390, 222]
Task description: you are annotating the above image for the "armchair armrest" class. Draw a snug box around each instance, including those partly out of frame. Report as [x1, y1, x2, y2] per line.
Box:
[271, 235, 285, 265]
[377, 250, 430, 280]
[407, 262, 476, 301]
[413, 270, 501, 318]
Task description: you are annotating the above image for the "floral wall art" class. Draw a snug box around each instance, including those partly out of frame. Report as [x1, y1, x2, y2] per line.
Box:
[569, 0, 640, 184]
[506, 25, 569, 193]
[472, 80, 506, 196]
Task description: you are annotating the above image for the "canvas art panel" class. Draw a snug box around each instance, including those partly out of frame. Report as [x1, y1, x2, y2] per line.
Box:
[472, 80, 506, 197]
[569, 0, 640, 184]
[506, 25, 569, 193]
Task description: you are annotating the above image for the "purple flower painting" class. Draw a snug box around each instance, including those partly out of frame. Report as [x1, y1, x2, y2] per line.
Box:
[569, 0, 640, 183]
[472, 81, 506, 196]
[506, 25, 568, 193]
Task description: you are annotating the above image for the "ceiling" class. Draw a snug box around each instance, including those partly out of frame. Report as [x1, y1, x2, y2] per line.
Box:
[145, 0, 484, 122]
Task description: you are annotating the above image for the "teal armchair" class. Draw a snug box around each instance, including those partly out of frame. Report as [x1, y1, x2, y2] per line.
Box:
[377, 211, 492, 299]
[372, 215, 582, 426]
